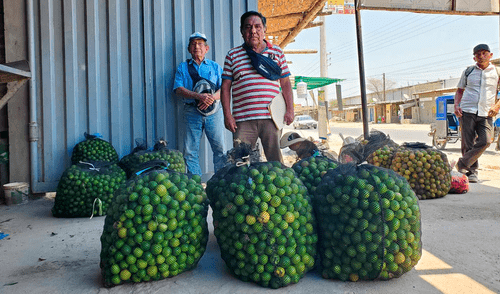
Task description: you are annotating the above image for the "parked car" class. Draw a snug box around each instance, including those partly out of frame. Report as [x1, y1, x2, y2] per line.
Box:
[293, 115, 318, 129]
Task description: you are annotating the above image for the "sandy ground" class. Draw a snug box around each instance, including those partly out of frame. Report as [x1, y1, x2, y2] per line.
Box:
[0, 122, 499, 294]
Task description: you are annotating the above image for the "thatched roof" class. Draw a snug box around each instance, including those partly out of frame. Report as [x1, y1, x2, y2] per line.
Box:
[259, 0, 329, 48]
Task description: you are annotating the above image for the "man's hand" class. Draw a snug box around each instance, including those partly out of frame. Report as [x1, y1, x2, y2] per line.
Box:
[284, 109, 294, 125]
[224, 114, 237, 133]
[488, 108, 499, 118]
[454, 88, 464, 118]
[454, 104, 463, 117]
[279, 76, 294, 126]
[197, 93, 215, 110]
[489, 100, 500, 117]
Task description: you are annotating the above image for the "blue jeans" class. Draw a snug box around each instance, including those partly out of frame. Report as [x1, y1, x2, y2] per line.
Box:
[183, 104, 226, 176]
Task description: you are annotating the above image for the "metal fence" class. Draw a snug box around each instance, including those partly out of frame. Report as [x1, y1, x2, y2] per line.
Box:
[29, 0, 257, 192]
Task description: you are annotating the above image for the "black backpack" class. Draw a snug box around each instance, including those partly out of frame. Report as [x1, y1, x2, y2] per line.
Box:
[464, 65, 500, 86]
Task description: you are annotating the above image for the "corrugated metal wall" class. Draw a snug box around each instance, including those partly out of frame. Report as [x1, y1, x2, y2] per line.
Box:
[32, 0, 257, 192]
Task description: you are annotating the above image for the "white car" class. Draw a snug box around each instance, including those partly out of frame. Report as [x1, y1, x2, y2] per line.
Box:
[293, 115, 318, 129]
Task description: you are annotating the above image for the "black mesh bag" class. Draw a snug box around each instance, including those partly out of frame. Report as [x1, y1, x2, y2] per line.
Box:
[71, 132, 119, 164]
[314, 163, 422, 281]
[389, 142, 451, 200]
[119, 139, 186, 178]
[292, 151, 340, 197]
[52, 161, 126, 218]
[206, 156, 317, 288]
[339, 130, 398, 164]
[100, 166, 209, 287]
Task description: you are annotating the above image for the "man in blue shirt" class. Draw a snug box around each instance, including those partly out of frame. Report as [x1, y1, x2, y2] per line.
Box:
[173, 32, 225, 176]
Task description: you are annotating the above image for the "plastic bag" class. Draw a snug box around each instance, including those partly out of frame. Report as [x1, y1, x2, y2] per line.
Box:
[449, 171, 469, 194]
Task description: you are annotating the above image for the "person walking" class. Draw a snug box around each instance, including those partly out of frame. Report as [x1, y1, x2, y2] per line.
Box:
[173, 32, 225, 176]
[454, 43, 500, 182]
[220, 11, 294, 163]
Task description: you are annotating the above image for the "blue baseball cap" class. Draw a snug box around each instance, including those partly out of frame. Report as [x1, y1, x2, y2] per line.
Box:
[189, 32, 207, 45]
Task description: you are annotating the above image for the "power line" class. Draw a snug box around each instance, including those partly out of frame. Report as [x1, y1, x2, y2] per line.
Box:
[325, 13, 427, 56]
[298, 14, 469, 75]
[328, 16, 466, 66]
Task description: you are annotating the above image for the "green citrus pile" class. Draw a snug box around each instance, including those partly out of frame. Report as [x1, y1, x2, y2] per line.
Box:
[52, 162, 126, 217]
[71, 135, 119, 164]
[119, 149, 186, 177]
[367, 144, 451, 199]
[292, 155, 338, 196]
[100, 169, 209, 287]
[314, 163, 422, 281]
[206, 162, 317, 288]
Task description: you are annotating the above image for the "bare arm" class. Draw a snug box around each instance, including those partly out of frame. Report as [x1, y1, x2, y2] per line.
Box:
[454, 88, 464, 117]
[280, 76, 294, 125]
[221, 79, 237, 132]
[488, 99, 500, 117]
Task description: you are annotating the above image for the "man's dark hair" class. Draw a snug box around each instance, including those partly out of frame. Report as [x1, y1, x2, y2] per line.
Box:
[240, 11, 266, 33]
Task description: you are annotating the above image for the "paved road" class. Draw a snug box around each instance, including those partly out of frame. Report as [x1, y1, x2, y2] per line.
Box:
[330, 125, 433, 146]
[287, 123, 469, 151]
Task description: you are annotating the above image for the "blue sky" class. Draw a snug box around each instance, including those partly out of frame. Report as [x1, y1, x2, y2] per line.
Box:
[285, 10, 499, 100]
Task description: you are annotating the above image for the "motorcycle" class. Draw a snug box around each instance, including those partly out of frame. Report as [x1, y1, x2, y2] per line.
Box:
[428, 95, 500, 150]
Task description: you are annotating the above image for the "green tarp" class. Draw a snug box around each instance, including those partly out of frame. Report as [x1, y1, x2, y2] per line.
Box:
[293, 76, 344, 90]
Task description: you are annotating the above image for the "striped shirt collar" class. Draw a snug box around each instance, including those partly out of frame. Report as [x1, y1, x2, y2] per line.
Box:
[242, 39, 274, 52]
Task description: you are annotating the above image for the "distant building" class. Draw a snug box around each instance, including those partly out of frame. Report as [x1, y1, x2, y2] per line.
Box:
[331, 77, 461, 124]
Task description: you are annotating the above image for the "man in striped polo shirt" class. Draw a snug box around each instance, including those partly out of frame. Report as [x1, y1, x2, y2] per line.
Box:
[220, 11, 294, 163]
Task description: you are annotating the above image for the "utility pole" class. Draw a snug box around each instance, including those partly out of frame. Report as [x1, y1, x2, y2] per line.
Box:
[317, 15, 330, 140]
[383, 73, 386, 101]
[320, 16, 328, 93]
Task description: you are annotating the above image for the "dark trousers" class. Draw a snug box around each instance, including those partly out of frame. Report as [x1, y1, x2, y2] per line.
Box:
[458, 112, 493, 175]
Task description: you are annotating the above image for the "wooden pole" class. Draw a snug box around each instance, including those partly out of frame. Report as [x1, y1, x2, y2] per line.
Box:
[279, 0, 326, 48]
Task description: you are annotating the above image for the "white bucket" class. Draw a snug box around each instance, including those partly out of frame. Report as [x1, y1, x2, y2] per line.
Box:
[3, 182, 29, 205]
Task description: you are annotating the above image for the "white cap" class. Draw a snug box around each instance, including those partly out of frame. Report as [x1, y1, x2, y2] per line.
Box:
[280, 132, 306, 149]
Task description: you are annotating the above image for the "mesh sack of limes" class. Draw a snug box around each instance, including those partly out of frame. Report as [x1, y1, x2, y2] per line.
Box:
[71, 133, 119, 164]
[206, 159, 318, 289]
[99, 166, 209, 287]
[338, 130, 398, 164]
[291, 152, 339, 197]
[119, 139, 186, 178]
[314, 162, 422, 281]
[52, 161, 126, 218]
[367, 142, 451, 199]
